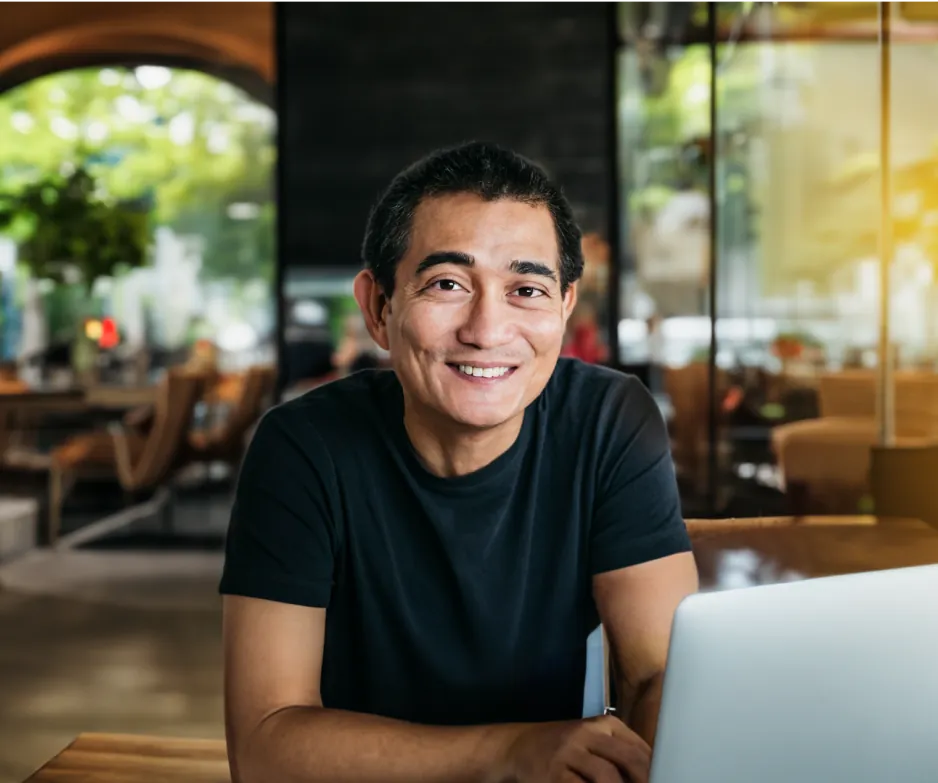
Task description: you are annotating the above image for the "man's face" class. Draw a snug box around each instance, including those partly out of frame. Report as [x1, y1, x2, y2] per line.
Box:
[358, 193, 577, 431]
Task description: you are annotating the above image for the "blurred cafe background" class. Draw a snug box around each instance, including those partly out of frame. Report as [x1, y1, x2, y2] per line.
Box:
[3, 2, 938, 781]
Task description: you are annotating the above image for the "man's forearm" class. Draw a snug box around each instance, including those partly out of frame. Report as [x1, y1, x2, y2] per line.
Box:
[236, 705, 525, 783]
[626, 672, 665, 748]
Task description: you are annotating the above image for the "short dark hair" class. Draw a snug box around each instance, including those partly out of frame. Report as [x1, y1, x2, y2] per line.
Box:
[361, 141, 584, 297]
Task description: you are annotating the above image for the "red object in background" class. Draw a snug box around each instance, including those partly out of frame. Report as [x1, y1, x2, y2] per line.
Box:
[771, 337, 803, 361]
[561, 322, 608, 365]
[722, 385, 744, 413]
[99, 317, 119, 349]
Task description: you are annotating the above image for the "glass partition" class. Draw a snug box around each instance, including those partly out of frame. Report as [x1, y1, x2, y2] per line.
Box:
[712, 3, 885, 517]
[614, 2, 935, 517]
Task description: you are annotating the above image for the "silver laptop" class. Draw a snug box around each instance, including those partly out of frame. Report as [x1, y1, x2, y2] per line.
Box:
[650, 564, 938, 783]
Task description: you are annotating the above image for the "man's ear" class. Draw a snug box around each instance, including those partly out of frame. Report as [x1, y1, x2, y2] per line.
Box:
[353, 270, 391, 351]
[561, 281, 578, 323]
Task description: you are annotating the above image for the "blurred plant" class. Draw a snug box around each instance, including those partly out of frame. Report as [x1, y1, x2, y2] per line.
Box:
[0, 66, 275, 284]
[0, 167, 149, 289]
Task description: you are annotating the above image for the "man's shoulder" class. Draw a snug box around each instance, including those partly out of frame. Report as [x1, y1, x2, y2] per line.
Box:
[547, 358, 653, 414]
[280, 369, 393, 417]
[544, 359, 663, 450]
[254, 370, 395, 453]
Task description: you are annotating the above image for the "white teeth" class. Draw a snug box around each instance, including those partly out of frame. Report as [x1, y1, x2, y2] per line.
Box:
[457, 365, 511, 378]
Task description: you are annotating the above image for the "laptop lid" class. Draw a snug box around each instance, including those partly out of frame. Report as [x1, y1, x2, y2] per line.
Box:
[650, 564, 938, 783]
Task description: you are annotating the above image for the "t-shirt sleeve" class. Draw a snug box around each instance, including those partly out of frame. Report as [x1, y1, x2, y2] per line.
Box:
[590, 376, 691, 575]
[219, 405, 340, 608]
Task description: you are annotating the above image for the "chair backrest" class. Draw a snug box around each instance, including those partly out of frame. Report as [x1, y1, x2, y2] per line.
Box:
[126, 368, 206, 490]
[818, 371, 878, 419]
[819, 370, 938, 437]
[231, 365, 276, 429]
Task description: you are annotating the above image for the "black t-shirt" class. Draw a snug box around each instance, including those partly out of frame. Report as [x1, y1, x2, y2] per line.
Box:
[219, 358, 690, 726]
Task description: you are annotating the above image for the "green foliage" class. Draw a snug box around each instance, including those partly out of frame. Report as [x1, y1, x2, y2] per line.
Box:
[774, 330, 822, 349]
[0, 167, 148, 288]
[0, 66, 275, 283]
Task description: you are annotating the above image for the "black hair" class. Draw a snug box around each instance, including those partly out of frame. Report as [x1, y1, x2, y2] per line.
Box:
[361, 141, 584, 297]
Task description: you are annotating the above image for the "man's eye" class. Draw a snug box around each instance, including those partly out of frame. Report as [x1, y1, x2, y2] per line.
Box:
[430, 279, 464, 292]
[515, 287, 545, 298]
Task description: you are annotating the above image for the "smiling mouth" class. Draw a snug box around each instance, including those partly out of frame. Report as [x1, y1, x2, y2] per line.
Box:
[446, 363, 518, 381]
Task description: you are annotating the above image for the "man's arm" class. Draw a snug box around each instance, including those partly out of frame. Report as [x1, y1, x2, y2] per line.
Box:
[593, 552, 699, 747]
[224, 596, 654, 783]
[223, 595, 524, 783]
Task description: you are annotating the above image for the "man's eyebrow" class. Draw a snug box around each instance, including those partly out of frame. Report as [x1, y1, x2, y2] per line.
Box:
[415, 251, 475, 276]
[414, 253, 558, 282]
[510, 260, 557, 281]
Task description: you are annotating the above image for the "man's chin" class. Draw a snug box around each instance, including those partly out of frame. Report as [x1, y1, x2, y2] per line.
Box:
[439, 402, 522, 432]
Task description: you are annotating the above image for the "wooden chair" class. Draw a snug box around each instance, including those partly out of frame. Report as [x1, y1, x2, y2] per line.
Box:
[47, 368, 207, 545]
[664, 363, 730, 496]
[186, 365, 276, 471]
[771, 371, 938, 514]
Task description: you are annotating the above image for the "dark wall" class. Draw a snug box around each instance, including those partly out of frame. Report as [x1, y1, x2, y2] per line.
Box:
[278, 2, 614, 269]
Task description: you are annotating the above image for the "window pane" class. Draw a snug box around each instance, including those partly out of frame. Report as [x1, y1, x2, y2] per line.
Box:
[613, 2, 933, 516]
[713, 2, 885, 516]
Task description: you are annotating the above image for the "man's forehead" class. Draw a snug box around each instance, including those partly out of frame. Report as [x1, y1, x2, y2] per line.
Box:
[407, 196, 559, 263]
[412, 193, 552, 224]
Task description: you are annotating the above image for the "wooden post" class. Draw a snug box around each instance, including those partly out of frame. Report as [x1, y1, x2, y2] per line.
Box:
[876, 2, 895, 448]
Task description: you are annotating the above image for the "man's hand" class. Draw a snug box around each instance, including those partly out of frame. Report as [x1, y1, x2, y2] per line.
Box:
[504, 714, 651, 783]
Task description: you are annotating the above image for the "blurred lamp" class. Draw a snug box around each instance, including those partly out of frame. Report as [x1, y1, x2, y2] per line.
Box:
[84, 319, 103, 341]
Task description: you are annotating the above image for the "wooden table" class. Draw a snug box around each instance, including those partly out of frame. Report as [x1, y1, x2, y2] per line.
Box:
[23, 516, 938, 782]
[687, 515, 938, 590]
[23, 733, 229, 782]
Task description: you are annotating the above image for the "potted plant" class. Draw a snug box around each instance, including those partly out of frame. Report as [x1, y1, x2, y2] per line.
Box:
[0, 167, 150, 383]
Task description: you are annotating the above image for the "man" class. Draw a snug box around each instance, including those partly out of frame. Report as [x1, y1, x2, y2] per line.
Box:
[221, 142, 699, 783]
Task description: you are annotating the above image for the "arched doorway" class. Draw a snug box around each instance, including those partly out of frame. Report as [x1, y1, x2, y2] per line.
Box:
[0, 64, 276, 378]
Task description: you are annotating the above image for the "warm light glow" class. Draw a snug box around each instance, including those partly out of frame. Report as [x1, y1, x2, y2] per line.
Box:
[84, 319, 103, 341]
[899, 0, 938, 22]
[85, 318, 119, 348]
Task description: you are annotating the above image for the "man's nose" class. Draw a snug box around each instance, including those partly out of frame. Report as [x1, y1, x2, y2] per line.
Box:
[456, 288, 516, 349]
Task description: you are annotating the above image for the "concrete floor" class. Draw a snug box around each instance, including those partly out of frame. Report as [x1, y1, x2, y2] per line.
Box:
[0, 551, 225, 783]
[0, 483, 230, 783]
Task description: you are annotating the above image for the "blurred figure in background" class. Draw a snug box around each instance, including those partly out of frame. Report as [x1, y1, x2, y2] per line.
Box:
[331, 312, 381, 375]
[561, 300, 608, 364]
[561, 232, 611, 365]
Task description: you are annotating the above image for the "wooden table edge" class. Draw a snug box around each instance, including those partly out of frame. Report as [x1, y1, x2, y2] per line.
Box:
[22, 733, 229, 782]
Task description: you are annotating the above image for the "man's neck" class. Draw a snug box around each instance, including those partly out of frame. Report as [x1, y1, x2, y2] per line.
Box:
[402, 406, 525, 478]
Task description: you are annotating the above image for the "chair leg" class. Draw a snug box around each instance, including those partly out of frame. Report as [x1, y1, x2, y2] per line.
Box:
[48, 467, 64, 546]
[159, 486, 176, 534]
[48, 468, 79, 547]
